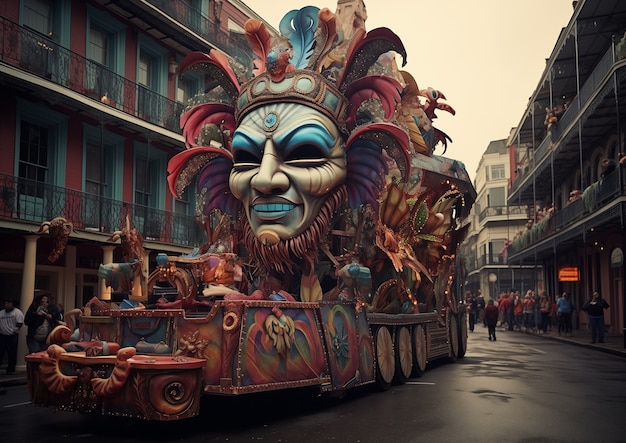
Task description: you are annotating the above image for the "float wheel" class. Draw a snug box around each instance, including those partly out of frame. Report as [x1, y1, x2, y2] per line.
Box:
[457, 311, 468, 359]
[412, 324, 427, 377]
[394, 326, 413, 384]
[374, 326, 395, 390]
[448, 313, 458, 362]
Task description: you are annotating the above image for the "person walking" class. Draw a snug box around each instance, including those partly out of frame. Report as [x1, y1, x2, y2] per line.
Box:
[556, 292, 573, 336]
[0, 298, 24, 375]
[467, 292, 478, 332]
[582, 291, 609, 343]
[484, 299, 499, 341]
[476, 290, 486, 328]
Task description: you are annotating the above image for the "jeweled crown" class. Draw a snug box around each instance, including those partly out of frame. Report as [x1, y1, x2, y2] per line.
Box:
[235, 71, 349, 130]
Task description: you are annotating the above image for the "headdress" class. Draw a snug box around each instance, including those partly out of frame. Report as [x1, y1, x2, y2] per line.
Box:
[168, 6, 411, 222]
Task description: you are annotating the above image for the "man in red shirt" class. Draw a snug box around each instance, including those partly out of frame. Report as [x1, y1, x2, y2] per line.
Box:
[498, 293, 512, 330]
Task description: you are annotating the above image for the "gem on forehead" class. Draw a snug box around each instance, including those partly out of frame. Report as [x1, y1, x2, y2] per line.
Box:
[263, 111, 279, 131]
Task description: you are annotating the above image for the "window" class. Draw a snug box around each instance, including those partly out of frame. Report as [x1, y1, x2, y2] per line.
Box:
[23, 0, 53, 36]
[89, 27, 108, 66]
[85, 142, 106, 196]
[19, 121, 49, 190]
[22, 0, 54, 77]
[137, 44, 166, 122]
[138, 51, 153, 89]
[16, 114, 63, 221]
[488, 187, 505, 207]
[135, 157, 151, 207]
[490, 239, 505, 264]
[491, 164, 505, 179]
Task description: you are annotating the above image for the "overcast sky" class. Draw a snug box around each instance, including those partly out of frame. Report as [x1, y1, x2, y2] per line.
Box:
[241, 0, 576, 180]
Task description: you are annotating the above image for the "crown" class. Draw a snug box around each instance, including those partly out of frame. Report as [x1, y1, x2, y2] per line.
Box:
[235, 71, 349, 131]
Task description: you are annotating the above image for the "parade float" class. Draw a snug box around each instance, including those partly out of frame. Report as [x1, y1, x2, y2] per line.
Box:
[25, 3, 476, 420]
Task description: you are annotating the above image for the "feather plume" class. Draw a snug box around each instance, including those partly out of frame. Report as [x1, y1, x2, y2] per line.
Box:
[167, 146, 231, 198]
[307, 8, 338, 71]
[344, 75, 403, 129]
[245, 19, 272, 76]
[279, 6, 318, 70]
[338, 27, 407, 93]
[178, 51, 240, 103]
[197, 156, 242, 217]
[180, 103, 236, 149]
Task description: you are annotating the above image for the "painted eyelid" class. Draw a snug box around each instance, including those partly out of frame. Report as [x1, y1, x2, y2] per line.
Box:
[232, 130, 263, 158]
[277, 124, 336, 156]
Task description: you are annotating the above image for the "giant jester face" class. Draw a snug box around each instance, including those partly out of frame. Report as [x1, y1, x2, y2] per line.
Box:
[229, 102, 347, 244]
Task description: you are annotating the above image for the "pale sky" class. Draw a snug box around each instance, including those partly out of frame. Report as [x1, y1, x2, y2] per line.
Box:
[241, 0, 576, 181]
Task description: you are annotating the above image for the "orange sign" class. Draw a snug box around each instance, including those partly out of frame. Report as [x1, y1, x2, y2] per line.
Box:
[558, 267, 579, 282]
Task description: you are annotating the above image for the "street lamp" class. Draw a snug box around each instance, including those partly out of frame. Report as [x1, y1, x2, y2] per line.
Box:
[488, 272, 497, 300]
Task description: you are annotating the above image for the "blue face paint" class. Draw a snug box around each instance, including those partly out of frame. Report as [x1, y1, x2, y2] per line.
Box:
[229, 103, 347, 241]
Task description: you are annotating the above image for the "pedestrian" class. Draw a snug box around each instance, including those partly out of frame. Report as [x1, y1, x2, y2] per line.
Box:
[484, 299, 499, 341]
[522, 291, 535, 332]
[476, 290, 486, 327]
[539, 291, 550, 334]
[0, 298, 24, 375]
[507, 291, 515, 331]
[582, 291, 609, 343]
[498, 292, 511, 329]
[25, 293, 60, 353]
[533, 290, 542, 332]
[513, 292, 523, 331]
[548, 296, 558, 332]
[556, 292, 573, 336]
[467, 291, 478, 332]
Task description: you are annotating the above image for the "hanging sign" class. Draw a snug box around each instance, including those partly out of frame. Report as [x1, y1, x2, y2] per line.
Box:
[558, 267, 579, 282]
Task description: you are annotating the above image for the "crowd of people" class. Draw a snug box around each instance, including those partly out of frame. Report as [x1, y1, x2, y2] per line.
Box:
[464, 288, 610, 344]
[0, 293, 64, 376]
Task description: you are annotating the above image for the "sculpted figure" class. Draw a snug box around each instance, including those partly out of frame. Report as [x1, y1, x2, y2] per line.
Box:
[167, 6, 468, 308]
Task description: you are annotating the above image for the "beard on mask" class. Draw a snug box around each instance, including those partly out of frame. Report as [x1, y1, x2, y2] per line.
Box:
[241, 186, 348, 279]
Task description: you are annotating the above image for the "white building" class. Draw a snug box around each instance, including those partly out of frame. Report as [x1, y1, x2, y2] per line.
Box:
[459, 138, 540, 300]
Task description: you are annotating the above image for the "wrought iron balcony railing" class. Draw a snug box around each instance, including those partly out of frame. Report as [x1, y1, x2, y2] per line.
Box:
[0, 173, 207, 248]
[0, 17, 184, 133]
[148, 0, 253, 74]
[478, 205, 528, 223]
[510, 44, 619, 196]
[507, 167, 625, 256]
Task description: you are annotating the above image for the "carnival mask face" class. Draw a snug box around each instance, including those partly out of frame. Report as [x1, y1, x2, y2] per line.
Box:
[229, 102, 346, 243]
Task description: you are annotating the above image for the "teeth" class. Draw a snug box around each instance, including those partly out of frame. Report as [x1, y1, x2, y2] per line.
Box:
[254, 203, 294, 213]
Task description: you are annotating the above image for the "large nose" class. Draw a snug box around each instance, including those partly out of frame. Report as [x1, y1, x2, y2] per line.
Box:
[251, 139, 290, 194]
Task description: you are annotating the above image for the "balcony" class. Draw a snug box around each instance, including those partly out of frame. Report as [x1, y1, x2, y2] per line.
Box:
[507, 167, 625, 257]
[478, 205, 529, 223]
[111, 0, 253, 76]
[0, 17, 184, 133]
[0, 174, 206, 247]
[510, 45, 619, 197]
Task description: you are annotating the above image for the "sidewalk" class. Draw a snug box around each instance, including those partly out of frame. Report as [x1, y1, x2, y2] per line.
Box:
[492, 325, 626, 358]
[0, 368, 27, 389]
